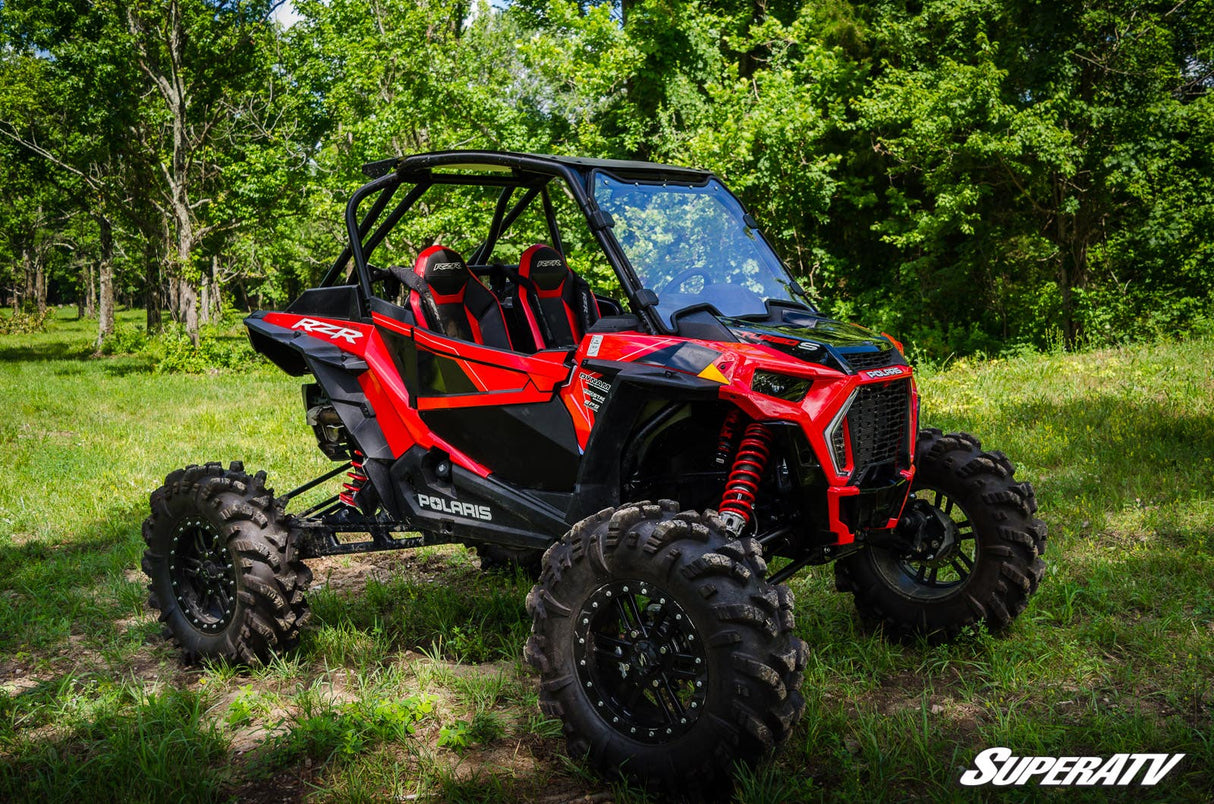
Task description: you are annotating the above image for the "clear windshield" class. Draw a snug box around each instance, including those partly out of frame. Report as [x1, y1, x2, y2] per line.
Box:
[593, 173, 808, 327]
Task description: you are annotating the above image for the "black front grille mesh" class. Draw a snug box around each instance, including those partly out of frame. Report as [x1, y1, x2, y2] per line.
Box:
[847, 379, 910, 473]
[843, 350, 895, 372]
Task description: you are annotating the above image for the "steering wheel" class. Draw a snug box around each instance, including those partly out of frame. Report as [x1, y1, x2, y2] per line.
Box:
[655, 267, 711, 297]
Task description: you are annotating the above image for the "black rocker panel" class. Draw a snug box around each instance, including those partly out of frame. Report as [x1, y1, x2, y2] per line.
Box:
[420, 400, 581, 491]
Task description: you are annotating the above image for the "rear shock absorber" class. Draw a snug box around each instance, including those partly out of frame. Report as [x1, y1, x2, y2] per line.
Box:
[719, 423, 774, 535]
[339, 450, 368, 511]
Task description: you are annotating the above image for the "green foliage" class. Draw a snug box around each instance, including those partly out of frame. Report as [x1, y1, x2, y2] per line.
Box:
[0, 308, 52, 335]
[261, 690, 432, 770]
[152, 325, 262, 374]
[100, 320, 261, 373]
[5, 0, 1213, 357]
[98, 323, 150, 355]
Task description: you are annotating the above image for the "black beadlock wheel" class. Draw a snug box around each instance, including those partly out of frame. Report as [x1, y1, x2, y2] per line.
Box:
[142, 462, 313, 664]
[525, 501, 808, 796]
[834, 429, 1047, 641]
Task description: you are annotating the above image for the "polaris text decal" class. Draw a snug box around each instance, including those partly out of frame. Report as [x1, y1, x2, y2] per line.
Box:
[960, 747, 1184, 787]
[291, 318, 364, 345]
[862, 366, 907, 379]
[417, 493, 493, 521]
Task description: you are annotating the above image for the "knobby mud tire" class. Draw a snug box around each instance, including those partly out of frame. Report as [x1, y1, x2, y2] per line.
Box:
[525, 501, 808, 797]
[142, 462, 312, 664]
[835, 429, 1047, 641]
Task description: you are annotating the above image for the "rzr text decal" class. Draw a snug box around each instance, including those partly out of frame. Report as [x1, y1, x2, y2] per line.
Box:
[291, 318, 363, 345]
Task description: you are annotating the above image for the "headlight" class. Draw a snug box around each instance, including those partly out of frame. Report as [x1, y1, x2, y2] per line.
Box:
[824, 391, 856, 475]
[751, 370, 811, 402]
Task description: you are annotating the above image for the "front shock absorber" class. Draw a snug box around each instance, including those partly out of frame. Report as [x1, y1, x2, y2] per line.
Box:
[714, 409, 744, 467]
[719, 422, 774, 535]
[339, 450, 368, 511]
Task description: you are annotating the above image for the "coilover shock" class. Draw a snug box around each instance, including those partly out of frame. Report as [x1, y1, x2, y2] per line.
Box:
[719, 422, 774, 535]
[339, 450, 368, 510]
[714, 409, 744, 467]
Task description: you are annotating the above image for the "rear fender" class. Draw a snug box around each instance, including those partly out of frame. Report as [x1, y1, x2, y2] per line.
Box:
[245, 312, 392, 461]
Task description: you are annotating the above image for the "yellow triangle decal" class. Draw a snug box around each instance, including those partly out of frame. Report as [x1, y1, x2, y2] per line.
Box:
[698, 363, 729, 384]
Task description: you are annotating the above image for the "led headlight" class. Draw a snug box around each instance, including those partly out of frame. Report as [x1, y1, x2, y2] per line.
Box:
[824, 391, 856, 475]
[751, 370, 812, 402]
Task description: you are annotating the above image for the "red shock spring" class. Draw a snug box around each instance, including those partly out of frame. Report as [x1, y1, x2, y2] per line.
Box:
[719, 423, 774, 528]
[339, 450, 367, 509]
[714, 409, 744, 466]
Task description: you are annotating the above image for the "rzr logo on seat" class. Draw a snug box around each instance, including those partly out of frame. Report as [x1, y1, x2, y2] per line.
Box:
[417, 493, 493, 521]
[291, 318, 363, 345]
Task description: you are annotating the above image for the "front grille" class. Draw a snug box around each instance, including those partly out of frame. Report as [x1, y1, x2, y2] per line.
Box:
[842, 349, 895, 372]
[846, 379, 910, 475]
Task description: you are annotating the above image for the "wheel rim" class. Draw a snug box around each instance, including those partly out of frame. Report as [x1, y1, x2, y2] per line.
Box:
[870, 486, 979, 601]
[573, 580, 708, 743]
[169, 517, 238, 633]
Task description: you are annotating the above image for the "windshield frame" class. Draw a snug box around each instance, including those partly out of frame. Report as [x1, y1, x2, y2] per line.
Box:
[589, 168, 811, 331]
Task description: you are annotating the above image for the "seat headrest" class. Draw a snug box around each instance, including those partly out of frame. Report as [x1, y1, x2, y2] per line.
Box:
[519, 245, 568, 293]
[415, 246, 470, 297]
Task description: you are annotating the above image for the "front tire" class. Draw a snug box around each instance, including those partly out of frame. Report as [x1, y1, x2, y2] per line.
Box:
[142, 462, 312, 664]
[835, 429, 1046, 641]
[525, 501, 808, 796]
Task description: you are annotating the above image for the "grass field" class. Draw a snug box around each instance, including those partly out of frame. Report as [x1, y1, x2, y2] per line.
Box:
[1, 309, 1211, 802]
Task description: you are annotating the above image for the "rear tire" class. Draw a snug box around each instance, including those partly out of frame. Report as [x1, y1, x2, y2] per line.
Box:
[142, 462, 312, 664]
[525, 501, 807, 796]
[835, 429, 1046, 641]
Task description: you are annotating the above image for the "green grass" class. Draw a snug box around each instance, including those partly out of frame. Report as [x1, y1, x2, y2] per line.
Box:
[1, 308, 1211, 801]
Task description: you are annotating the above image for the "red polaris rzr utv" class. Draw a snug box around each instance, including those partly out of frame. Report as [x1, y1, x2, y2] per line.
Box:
[143, 151, 1045, 794]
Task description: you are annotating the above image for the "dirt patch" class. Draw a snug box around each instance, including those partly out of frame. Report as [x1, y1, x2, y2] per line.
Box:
[306, 546, 473, 594]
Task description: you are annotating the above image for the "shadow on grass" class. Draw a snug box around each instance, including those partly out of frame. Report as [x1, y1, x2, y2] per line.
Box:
[0, 339, 94, 364]
[1002, 394, 1214, 533]
[304, 563, 532, 665]
[0, 684, 230, 803]
[0, 512, 143, 655]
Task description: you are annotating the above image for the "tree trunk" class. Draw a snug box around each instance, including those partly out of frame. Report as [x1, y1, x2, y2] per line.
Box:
[97, 216, 115, 350]
[181, 280, 199, 345]
[145, 238, 162, 331]
[212, 255, 221, 321]
[34, 253, 46, 317]
[21, 247, 34, 312]
[86, 260, 96, 318]
[199, 255, 213, 326]
[167, 275, 181, 323]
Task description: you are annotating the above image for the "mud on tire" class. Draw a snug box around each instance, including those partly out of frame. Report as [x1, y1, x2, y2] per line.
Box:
[525, 501, 808, 796]
[835, 429, 1047, 641]
[142, 462, 312, 664]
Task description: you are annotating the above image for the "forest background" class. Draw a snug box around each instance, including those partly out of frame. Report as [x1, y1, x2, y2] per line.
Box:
[1, 0, 1212, 361]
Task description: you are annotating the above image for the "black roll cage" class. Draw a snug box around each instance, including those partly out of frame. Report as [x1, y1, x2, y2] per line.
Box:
[321, 150, 724, 335]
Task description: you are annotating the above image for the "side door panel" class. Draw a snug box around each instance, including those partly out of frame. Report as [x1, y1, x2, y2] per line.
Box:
[373, 313, 581, 491]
